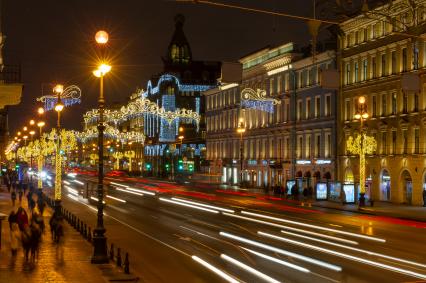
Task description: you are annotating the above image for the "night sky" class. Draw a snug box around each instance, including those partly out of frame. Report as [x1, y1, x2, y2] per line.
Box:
[4, 0, 315, 134]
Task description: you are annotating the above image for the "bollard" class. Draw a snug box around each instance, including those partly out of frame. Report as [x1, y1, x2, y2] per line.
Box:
[84, 224, 87, 238]
[116, 248, 122, 267]
[109, 243, 114, 260]
[88, 227, 92, 242]
[124, 253, 130, 274]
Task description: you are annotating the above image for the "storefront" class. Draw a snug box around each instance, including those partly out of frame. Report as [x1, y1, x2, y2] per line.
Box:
[380, 169, 391, 201]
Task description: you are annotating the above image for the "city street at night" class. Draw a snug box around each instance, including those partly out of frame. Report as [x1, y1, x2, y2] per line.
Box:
[1, 0, 426, 282]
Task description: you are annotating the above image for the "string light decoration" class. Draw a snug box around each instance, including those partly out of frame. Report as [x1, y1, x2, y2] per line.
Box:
[112, 151, 123, 170]
[124, 150, 135, 171]
[145, 74, 214, 96]
[83, 97, 201, 126]
[240, 88, 281, 113]
[37, 85, 82, 111]
[346, 134, 377, 196]
[90, 153, 99, 165]
[77, 124, 145, 144]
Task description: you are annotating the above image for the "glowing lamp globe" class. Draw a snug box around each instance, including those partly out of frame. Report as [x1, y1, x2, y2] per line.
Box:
[38, 107, 45, 114]
[358, 96, 366, 104]
[95, 30, 109, 44]
[29, 120, 35, 125]
[55, 102, 64, 112]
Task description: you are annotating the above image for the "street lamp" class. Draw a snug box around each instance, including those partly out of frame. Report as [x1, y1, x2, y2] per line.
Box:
[54, 84, 64, 215]
[38, 107, 45, 115]
[92, 30, 110, 264]
[237, 119, 246, 186]
[29, 130, 35, 169]
[355, 96, 369, 207]
[29, 120, 35, 126]
[37, 121, 45, 190]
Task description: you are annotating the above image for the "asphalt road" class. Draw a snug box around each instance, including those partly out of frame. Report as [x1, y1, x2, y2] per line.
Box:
[45, 175, 426, 283]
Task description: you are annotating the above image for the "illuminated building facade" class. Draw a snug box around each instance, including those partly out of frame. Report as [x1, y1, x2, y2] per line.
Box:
[205, 42, 337, 189]
[338, 0, 426, 205]
[141, 14, 220, 176]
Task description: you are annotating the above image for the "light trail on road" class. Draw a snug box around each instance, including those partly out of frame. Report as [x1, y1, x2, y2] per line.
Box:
[221, 254, 281, 283]
[220, 231, 342, 272]
[115, 187, 144, 196]
[258, 231, 426, 280]
[160, 197, 219, 214]
[171, 197, 234, 213]
[106, 195, 127, 203]
[241, 211, 386, 243]
[192, 256, 240, 283]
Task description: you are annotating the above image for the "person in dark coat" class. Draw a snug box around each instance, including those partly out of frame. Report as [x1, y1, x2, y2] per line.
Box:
[8, 209, 17, 230]
[423, 189, 426, 207]
[16, 207, 29, 231]
[21, 226, 32, 261]
[11, 190, 16, 206]
[30, 222, 41, 262]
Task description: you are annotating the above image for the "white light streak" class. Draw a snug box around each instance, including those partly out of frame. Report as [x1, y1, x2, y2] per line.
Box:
[126, 187, 156, 196]
[67, 193, 79, 201]
[219, 231, 341, 272]
[63, 180, 71, 185]
[90, 196, 105, 204]
[241, 247, 310, 273]
[280, 225, 358, 245]
[258, 231, 426, 280]
[172, 197, 234, 213]
[279, 230, 426, 269]
[160, 198, 219, 214]
[72, 180, 84, 185]
[221, 254, 281, 283]
[67, 173, 77, 178]
[106, 195, 126, 203]
[110, 181, 128, 188]
[192, 256, 239, 283]
[115, 187, 144, 196]
[65, 185, 78, 196]
[241, 211, 386, 243]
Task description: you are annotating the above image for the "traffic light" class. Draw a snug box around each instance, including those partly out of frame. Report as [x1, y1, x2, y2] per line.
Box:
[165, 163, 170, 171]
[145, 163, 151, 170]
[188, 164, 194, 172]
[15, 164, 20, 169]
[178, 159, 183, 171]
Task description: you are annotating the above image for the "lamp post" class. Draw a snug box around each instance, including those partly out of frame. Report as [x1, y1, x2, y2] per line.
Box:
[237, 119, 246, 186]
[54, 84, 64, 215]
[37, 121, 45, 190]
[354, 96, 369, 207]
[91, 30, 110, 264]
[29, 130, 35, 167]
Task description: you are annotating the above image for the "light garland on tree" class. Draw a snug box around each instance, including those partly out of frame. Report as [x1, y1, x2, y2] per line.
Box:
[113, 151, 123, 170]
[124, 150, 135, 171]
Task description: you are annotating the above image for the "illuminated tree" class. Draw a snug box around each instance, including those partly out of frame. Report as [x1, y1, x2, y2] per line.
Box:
[113, 152, 123, 170]
[124, 150, 135, 171]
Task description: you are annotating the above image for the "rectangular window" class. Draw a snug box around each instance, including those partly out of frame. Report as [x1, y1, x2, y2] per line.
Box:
[372, 57, 376, 78]
[284, 74, 289, 91]
[415, 128, 420, 154]
[414, 93, 419, 112]
[403, 93, 408, 113]
[354, 62, 359, 82]
[382, 94, 387, 116]
[315, 135, 321, 158]
[346, 63, 351, 85]
[286, 102, 290, 121]
[402, 48, 408, 72]
[391, 51, 396, 74]
[345, 99, 351, 121]
[403, 129, 408, 154]
[381, 54, 386, 76]
[362, 59, 368, 80]
[326, 133, 331, 158]
[270, 78, 275, 95]
[277, 76, 282, 94]
[297, 100, 302, 121]
[298, 136, 303, 158]
[392, 130, 397, 154]
[325, 95, 331, 117]
[392, 93, 397, 115]
[306, 98, 311, 119]
[363, 28, 368, 42]
[372, 96, 377, 117]
[306, 135, 311, 158]
[315, 96, 321, 118]
[285, 137, 290, 158]
[382, 132, 387, 154]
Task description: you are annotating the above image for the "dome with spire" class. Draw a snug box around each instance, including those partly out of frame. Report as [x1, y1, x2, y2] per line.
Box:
[166, 14, 192, 65]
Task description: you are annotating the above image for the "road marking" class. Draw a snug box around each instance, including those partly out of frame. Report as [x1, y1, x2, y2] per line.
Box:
[192, 256, 240, 283]
[258, 231, 426, 280]
[221, 254, 281, 283]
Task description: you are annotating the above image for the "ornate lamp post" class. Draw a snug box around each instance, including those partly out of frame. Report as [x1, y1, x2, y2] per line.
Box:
[237, 119, 246, 186]
[91, 30, 110, 264]
[347, 96, 376, 207]
[37, 121, 45, 190]
[54, 84, 64, 215]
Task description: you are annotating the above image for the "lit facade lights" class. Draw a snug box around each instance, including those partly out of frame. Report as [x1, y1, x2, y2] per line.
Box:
[37, 85, 82, 111]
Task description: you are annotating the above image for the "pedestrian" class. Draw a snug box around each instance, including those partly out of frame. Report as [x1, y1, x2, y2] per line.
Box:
[11, 190, 16, 206]
[18, 189, 23, 203]
[423, 188, 426, 207]
[21, 226, 32, 261]
[30, 222, 41, 262]
[55, 218, 64, 244]
[303, 187, 308, 202]
[49, 213, 58, 240]
[10, 222, 20, 256]
[8, 209, 17, 230]
[16, 207, 29, 231]
[308, 186, 313, 199]
[37, 196, 45, 216]
[341, 189, 346, 205]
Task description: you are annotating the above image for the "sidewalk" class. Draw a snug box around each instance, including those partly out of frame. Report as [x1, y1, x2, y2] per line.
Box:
[0, 189, 106, 283]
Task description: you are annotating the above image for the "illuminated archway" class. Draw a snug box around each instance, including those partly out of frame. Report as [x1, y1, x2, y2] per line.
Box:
[400, 169, 412, 205]
[380, 169, 391, 201]
[344, 167, 354, 183]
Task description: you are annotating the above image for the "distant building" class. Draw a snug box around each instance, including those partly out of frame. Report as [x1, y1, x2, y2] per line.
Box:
[139, 14, 221, 177]
[204, 42, 337, 190]
[337, 0, 426, 205]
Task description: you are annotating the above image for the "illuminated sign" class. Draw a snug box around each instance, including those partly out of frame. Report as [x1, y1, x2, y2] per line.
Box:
[296, 160, 311, 165]
[248, 160, 257, 166]
[315, 159, 332, 165]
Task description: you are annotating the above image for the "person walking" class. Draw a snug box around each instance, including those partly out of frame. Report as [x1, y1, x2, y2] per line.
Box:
[21, 226, 32, 261]
[11, 190, 16, 206]
[16, 207, 29, 231]
[10, 222, 20, 256]
[8, 209, 17, 230]
[18, 189, 23, 204]
[30, 222, 41, 262]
